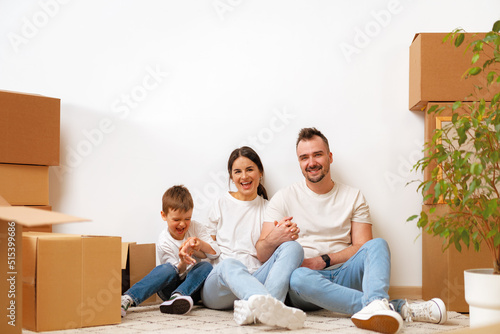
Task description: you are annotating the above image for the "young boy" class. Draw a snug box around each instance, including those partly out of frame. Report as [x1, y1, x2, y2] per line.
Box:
[121, 185, 220, 317]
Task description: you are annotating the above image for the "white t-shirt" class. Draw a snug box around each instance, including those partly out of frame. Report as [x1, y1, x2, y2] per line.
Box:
[156, 220, 220, 273]
[206, 192, 268, 274]
[264, 180, 371, 260]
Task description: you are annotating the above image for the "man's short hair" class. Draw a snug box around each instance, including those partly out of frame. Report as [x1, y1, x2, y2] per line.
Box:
[162, 185, 194, 214]
[296, 127, 330, 152]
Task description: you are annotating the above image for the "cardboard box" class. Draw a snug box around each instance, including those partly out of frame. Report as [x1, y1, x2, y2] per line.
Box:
[122, 242, 159, 305]
[422, 204, 492, 312]
[409, 33, 499, 111]
[0, 164, 49, 206]
[21, 206, 52, 233]
[23, 232, 122, 332]
[0, 195, 88, 334]
[0, 90, 60, 166]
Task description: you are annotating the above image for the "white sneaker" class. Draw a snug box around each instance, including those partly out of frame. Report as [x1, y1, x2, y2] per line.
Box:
[121, 295, 134, 318]
[160, 295, 194, 315]
[249, 295, 306, 330]
[351, 299, 403, 334]
[401, 298, 447, 324]
[234, 299, 257, 325]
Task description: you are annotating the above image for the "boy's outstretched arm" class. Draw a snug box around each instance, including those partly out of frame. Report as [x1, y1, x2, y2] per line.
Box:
[179, 237, 216, 265]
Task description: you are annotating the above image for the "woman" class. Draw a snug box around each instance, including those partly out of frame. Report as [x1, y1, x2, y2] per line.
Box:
[201, 146, 306, 330]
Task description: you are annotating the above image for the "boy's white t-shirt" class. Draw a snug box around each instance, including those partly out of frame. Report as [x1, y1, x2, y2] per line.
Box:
[264, 180, 372, 260]
[156, 219, 220, 272]
[206, 192, 267, 274]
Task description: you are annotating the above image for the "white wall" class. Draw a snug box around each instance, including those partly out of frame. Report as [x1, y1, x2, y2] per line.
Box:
[1, 0, 499, 286]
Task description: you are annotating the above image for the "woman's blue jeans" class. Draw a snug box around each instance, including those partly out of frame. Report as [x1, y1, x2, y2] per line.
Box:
[289, 238, 405, 315]
[201, 241, 304, 310]
[125, 261, 213, 306]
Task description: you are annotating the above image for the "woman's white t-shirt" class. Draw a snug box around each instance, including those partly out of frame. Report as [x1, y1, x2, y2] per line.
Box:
[206, 192, 268, 274]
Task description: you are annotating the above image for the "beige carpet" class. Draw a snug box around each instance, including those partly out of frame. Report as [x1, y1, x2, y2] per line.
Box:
[24, 302, 470, 333]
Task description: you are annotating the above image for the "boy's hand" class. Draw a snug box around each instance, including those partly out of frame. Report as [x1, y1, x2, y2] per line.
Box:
[179, 237, 201, 265]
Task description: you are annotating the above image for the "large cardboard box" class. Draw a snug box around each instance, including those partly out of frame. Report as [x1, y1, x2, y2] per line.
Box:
[0, 164, 49, 206]
[409, 33, 499, 111]
[23, 232, 122, 332]
[122, 242, 159, 305]
[422, 204, 492, 312]
[0, 196, 88, 334]
[0, 90, 60, 166]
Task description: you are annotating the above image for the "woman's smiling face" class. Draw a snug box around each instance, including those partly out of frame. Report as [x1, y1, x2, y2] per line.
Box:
[231, 156, 262, 201]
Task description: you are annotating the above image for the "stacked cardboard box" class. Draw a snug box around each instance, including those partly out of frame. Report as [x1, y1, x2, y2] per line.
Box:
[0, 90, 61, 233]
[409, 33, 498, 111]
[409, 34, 497, 312]
[0, 90, 122, 333]
[0, 197, 89, 334]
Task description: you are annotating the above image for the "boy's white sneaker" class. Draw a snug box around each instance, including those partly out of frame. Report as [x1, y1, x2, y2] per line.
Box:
[249, 294, 306, 330]
[160, 295, 194, 315]
[121, 295, 134, 318]
[401, 298, 447, 324]
[351, 299, 403, 334]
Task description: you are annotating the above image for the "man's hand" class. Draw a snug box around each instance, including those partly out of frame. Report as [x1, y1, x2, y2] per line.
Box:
[255, 216, 300, 263]
[301, 256, 328, 270]
[268, 217, 300, 243]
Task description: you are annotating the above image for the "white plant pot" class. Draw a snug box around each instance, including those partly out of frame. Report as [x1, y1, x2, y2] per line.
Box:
[464, 268, 500, 328]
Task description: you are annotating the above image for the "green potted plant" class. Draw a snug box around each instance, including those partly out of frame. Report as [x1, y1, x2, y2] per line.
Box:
[409, 20, 500, 328]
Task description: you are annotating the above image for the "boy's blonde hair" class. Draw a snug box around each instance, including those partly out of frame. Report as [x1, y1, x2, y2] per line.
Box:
[162, 185, 194, 214]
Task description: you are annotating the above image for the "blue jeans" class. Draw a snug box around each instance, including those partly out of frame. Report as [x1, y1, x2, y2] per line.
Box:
[125, 261, 213, 306]
[201, 241, 304, 310]
[289, 238, 405, 315]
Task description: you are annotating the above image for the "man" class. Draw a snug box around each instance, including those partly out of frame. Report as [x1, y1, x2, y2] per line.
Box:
[256, 127, 447, 334]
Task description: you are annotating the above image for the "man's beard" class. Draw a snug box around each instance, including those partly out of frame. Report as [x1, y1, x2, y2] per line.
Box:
[304, 164, 329, 183]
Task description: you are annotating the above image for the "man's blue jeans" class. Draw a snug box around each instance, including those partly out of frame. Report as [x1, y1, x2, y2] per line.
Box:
[289, 238, 405, 315]
[201, 241, 304, 310]
[125, 261, 213, 306]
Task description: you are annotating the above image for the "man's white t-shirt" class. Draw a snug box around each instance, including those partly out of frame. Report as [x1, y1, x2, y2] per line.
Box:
[157, 220, 220, 274]
[206, 192, 267, 274]
[264, 179, 371, 261]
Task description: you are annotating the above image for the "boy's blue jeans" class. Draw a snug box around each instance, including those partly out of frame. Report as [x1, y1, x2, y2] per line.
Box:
[125, 261, 213, 306]
[288, 238, 405, 315]
[201, 241, 304, 309]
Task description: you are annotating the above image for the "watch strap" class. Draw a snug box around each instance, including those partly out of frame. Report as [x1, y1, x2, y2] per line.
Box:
[321, 254, 331, 268]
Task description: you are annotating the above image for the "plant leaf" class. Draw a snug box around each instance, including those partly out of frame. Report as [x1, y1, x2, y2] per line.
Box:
[493, 20, 500, 32]
[455, 33, 465, 47]
[452, 101, 462, 111]
[469, 67, 482, 76]
[471, 53, 480, 64]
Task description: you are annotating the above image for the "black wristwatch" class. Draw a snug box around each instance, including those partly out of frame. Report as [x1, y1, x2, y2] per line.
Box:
[321, 254, 331, 268]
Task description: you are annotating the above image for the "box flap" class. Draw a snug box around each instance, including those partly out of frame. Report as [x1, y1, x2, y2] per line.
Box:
[0, 206, 88, 227]
[121, 242, 136, 269]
